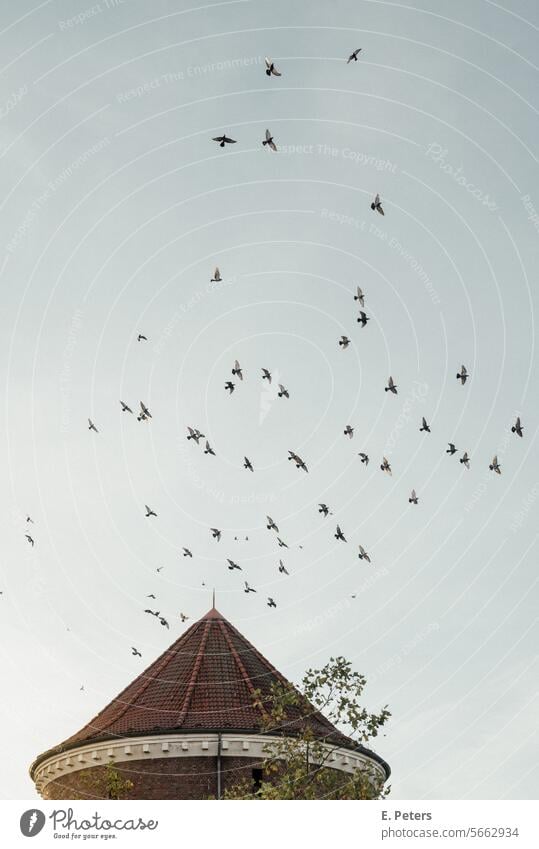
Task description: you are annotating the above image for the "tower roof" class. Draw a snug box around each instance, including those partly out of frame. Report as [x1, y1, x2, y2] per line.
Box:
[31, 607, 389, 777]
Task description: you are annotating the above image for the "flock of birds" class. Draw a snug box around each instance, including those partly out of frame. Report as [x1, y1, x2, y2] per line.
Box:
[19, 48, 527, 664]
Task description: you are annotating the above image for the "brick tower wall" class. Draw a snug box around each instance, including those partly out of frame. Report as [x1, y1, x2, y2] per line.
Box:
[40, 756, 264, 800]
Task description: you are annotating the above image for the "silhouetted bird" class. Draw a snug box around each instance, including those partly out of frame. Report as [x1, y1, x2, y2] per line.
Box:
[213, 133, 237, 148]
[205, 440, 216, 456]
[354, 286, 365, 306]
[211, 528, 222, 541]
[357, 310, 370, 327]
[347, 48, 362, 63]
[339, 335, 350, 348]
[460, 452, 470, 469]
[446, 443, 457, 455]
[159, 616, 169, 629]
[88, 418, 98, 432]
[277, 537, 288, 549]
[211, 267, 222, 283]
[512, 417, 523, 437]
[371, 193, 384, 215]
[25, 534, 34, 547]
[131, 647, 142, 657]
[278, 384, 289, 398]
[261, 368, 272, 382]
[182, 548, 193, 558]
[244, 457, 254, 472]
[267, 597, 277, 608]
[137, 334, 147, 342]
[145, 505, 157, 518]
[187, 427, 205, 443]
[267, 516, 279, 532]
[489, 455, 501, 475]
[120, 401, 133, 413]
[227, 559, 242, 571]
[420, 417, 431, 433]
[358, 453, 369, 465]
[278, 559, 289, 575]
[244, 581, 257, 593]
[344, 425, 354, 438]
[380, 456, 392, 475]
[179, 613, 189, 622]
[456, 365, 469, 385]
[358, 545, 371, 563]
[335, 525, 347, 542]
[263, 129, 277, 151]
[232, 359, 243, 380]
[138, 401, 152, 421]
[224, 381, 235, 394]
[409, 489, 419, 505]
[288, 450, 308, 472]
[318, 503, 330, 517]
[265, 57, 281, 76]
[385, 376, 397, 394]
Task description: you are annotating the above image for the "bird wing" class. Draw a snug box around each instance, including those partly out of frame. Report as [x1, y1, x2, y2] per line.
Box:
[269, 140, 278, 151]
[212, 136, 224, 142]
[223, 136, 237, 144]
[411, 490, 416, 499]
[265, 57, 272, 68]
[265, 129, 271, 141]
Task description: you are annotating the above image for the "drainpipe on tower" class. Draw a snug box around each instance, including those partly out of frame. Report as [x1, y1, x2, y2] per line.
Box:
[217, 733, 222, 800]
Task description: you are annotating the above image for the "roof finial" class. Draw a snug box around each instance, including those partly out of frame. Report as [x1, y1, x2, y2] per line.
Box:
[212, 587, 216, 609]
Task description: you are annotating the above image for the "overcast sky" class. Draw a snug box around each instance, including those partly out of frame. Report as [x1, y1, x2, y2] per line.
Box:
[0, 0, 537, 801]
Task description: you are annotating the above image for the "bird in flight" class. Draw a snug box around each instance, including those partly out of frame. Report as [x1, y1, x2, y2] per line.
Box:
[371, 193, 385, 215]
[88, 418, 98, 432]
[335, 525, 347, 542]
[138, 401, 152, 421]
[244, 457, 254, 472]
[380, 456, 392, 475]
[446, 443, 457, 455]
[318, 503, 331, 517]
[358, 452, 369, 466]
[179, 612, 189, 622]
[456, 365, 469, 385]
[25, 534, 34, 547]
[277, 537, 289, 549]
[261, 368, 272, 382]
[265, 57, 281, 76]
[213, 133, 237, 148]
[227, 559, 242, 571]
[288, 450, 308, 472]
[144, 609, 160, 617]
[267, 597, 277, 608]
[120, 401, 133, 413]
[159, 616, 170, 629]
[489, 455, 501, 474]
[182, 548, 193, 558]
[344, 425, 354, 439]
[419, 417, 431, 433]
[347, 48, 362, 63]
[187, 427, 205, 443]
[147, 593, 156, 599]
[511, 417, 523, 437]
[385, 376, 398, 394]
[278, 559, 289, 575]
[263, 129, 278, 151]
[145, 505, 157, 518]
[156, 566, 164, 573]
[358, 545, 371, 563]
[409, 489, 419, 505]
[26, 515, 34, 523]
[357, 310, 370, 327]
[460, 452, 471, 469]
[131, 647, 142, 657]
[267, 516, 279, 532]
[354, 286, 365, 306]
[137, 334, 147, 342]
[339, 335, 350, 349]
[211, 267, 222, 283]
[204, 440, 216, 456]
[244, 581, 257, 593]
[278, 384, 289, 398]
[210, 528, 222, 541]
[224, 381, 235, 394]
[232, 359, 243, 380]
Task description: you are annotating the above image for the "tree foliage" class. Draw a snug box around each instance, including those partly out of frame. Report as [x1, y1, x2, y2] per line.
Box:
[224, 656, 391, 800]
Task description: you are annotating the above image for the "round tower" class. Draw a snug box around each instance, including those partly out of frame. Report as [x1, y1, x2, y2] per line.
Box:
[30, 606, 389, 799]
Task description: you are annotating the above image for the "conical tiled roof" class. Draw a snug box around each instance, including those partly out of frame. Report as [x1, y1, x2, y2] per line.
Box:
[31, 607, 389, 777]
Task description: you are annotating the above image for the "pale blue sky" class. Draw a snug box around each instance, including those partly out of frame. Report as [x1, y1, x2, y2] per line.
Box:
[0, 0, 537, 800]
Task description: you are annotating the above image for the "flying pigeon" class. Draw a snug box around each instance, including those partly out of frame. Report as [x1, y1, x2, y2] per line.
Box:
[371, 193, 384, 215]
[265, 57, 281, 76]
[205, 440, 216, 456]
[211, 267, 222, 283]
[419, 417, 431, 433]
[213, 133, 237, 148]
[26, 515, 34, 523]
[120, 400, 133, 413]
[277, 537, 289, 549]
[278, 384, 289, 398]
[318, 503, 331, 517]
[409, 489, 419, 505]
[339, 335, 350, 348]
[146, 594, 156, 599]
[344, 425, 354, 439]
[156, 567, 164, 573]
[137, 334, 147, 342]
[354, 286, 365, 306]
[187, 427, 205, 443]
[159, 616, 169, 629]
[278, 559, 289, 575]
[288, 450, 308, 472]
[227, 559, 242, 571]
[232, 360, 243, 380]
[335, 525, 347, 542]
[144, 609, 160, 617]
[446, 443, 457, 455]
[138, 401, 152, 421]
[511, 417, 523, 437]
[145, 505, 157, 518]
[25, 534, 34, 547]
[211, 528, 222, 541]
[357, 310, 370, 327]
[267, 597, 277, 608]
[244, 581, 257, 593]
[380, 456, 392, 475]
[88, 418, 98, 432]
[460, 452, 471, 469]
[261, 368, 272, 382]
[358, 545, 371, 563]
[225, 381, 235, 394]
[489, 455, 501, 474]
[263, 129, 277, 151]
[456, 365, 469, 385]
[347, 48, 362, 63]
[358, 453, 369, 465]
[182, 548, 193, 558]
[385, 376, 398, 394]
[179, 613, 189, 622]
[267, 516, 279, 532]
[131, 647, 142, 657]
[244, 457, 254, 472]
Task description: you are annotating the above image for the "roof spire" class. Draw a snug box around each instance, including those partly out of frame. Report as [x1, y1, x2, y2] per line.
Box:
[212, 587, 216, 609]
